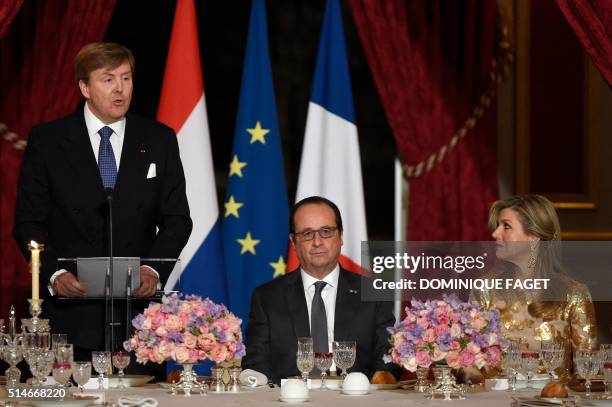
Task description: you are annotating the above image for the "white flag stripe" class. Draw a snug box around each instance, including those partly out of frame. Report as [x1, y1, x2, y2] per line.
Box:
[165, 95, 218, 290]
[295, 102, 367, 265]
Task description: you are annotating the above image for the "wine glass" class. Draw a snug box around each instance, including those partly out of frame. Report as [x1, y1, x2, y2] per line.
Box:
[602, 344, 612, 396]
[332, 341, 356, 379]
[92, 351, 111, 389]
[575, 350, 597, 398]
[112, 351, 130, 389]
[30, 349, 54, 385]
[51, 334, 67, 351]
[72, 361, 92, 393]
[521, 351, 540, 390]
[55, 343, 74, 364]
[502, 348, 521, 392]
[296, 337, 314, 384]
[314, 352, 333, 390]
[52, 362, 72, 387]
[541, 347, 564, 380]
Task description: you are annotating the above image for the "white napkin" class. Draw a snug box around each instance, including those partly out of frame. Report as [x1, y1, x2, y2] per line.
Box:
[239, 369, 268, 387]
[117, 396, 158, 407]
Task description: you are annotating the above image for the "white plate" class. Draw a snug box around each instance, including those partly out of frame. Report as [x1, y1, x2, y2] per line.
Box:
[107, 374, 154, 388]
[342, 389, 370, 396]
[370, 382, 400, 390]
[279, 396, 309, 403]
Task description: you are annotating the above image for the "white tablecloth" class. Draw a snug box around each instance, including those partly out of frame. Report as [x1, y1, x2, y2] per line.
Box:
[101, 385, 536, 407]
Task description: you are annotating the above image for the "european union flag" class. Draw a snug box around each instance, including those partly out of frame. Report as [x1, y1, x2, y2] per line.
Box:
[222, 0, 289, 329]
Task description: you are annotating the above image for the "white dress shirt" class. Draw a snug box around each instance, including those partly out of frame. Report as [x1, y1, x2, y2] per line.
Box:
[301, 264, 340, 370]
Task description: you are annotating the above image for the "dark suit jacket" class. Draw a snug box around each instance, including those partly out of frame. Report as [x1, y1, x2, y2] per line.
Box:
[241, 268, 399, 383]
[13, 108, 192, 349]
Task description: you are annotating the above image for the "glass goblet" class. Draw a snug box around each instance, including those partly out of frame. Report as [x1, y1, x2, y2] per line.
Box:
[603, 361, 612, 396]
[30, 349, 54, 385]
[296, 337, 314, 384]
[51, 333, 67, 351]
[502, 349, 521, 392]
[332, 341, 356, 379]
[52, 362, 72, 387]
[521, 351, 540, 390]
[314, 352, 333, 390]
[575, 350, 596, 398]
[112, 351, 130, 389]
[72, 361, 92, 393]
[92, 351, 111, 390]
[541, 348, 564, 380]
[55, 343, 74, 364]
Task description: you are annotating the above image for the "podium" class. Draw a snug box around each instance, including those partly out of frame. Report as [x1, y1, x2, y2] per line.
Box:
[56, 257, 181, 351]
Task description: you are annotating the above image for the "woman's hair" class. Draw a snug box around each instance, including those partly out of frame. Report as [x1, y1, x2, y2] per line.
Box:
[489, 195, 567, 317]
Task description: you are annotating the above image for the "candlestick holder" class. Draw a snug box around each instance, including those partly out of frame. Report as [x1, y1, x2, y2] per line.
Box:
[21, 298, 50, 333]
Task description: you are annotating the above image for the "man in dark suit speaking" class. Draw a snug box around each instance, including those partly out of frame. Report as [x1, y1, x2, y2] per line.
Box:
[242, 196, 399, 383]
[13, 43, 192, 357]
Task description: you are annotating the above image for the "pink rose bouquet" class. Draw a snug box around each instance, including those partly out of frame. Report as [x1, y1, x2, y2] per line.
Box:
[384, 294, 507, 371]
[124, 293, 246, 365]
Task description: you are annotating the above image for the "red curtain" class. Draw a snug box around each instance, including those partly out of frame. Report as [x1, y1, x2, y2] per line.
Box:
[0, 0, 23, 39]
[555, 0, 612, 86]
[350, 0, 499, 241]
[0, 0, 116, 319]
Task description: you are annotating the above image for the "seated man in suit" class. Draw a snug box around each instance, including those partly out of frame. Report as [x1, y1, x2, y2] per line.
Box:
[13, 42, 192, 372]
[242, 196, 399, 383]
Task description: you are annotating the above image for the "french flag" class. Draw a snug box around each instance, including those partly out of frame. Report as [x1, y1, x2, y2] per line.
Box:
[157, 0, 227, 304]
[288, 0, 367, 275]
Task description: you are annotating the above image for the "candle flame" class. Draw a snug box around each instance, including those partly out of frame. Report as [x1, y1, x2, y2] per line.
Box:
[30, 240, 38, 249]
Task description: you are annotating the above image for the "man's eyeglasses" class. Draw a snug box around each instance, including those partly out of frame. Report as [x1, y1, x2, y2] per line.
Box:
[293, 226, 338, 241]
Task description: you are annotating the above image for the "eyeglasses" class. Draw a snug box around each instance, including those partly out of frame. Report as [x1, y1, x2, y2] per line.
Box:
[293, 226, 338, 241]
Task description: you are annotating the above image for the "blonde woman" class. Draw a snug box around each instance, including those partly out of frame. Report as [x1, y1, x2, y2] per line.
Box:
[471, 195, 597, 376]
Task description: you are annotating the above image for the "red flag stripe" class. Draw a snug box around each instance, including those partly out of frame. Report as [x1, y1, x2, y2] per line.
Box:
[157, 0, 203, 133]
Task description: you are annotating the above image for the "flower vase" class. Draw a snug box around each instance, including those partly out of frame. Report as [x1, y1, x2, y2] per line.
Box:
[426, 365, 466, 400]
[170, 364, 208, 396]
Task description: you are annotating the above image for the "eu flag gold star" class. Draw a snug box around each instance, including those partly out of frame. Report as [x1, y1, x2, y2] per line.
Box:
[237, 232, 260, 255]
[270, 255, 287, 278]
[247, 121, 270, 144]
[229, 155, 247, 177]
[224, 195, 244, 218]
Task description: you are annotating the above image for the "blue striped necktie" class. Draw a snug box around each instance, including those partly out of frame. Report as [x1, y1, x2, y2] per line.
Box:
[98, 126, 117, 189]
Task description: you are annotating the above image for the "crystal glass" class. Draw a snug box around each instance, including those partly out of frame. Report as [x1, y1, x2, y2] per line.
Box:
[332, 341, 356, 379]
[72, 361, 92, 393]
[541, 348, 564, 379]
[52, 362, 72, 387]
[51, 334, 67, 351]
[92, 351, 111, 389]
[521, 351, 540, 390]
[502, 349, 521, 392]
[314, 352, 333, 390]
[29, 349, 54, 385]
[55, 343, 73, 364]
[603, 361, 612, 396]
[296, 337, 314, 384]
[112, 351, 130, 389]
[575, 350, 597, 398]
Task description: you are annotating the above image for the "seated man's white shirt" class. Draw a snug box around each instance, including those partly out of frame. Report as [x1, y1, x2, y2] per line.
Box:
[301, 264, 340, 371]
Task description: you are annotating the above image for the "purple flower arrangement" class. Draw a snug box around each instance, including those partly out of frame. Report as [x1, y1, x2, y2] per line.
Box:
[124, 293, 246, 365]
[384, 294, 507, 371]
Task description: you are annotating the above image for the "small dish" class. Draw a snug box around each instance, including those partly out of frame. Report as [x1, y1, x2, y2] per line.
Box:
[370, 382, 400, 390]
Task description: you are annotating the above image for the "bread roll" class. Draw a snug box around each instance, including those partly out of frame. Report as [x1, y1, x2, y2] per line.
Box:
[371, 371, 397, 384]
[541, 381, 568, 398]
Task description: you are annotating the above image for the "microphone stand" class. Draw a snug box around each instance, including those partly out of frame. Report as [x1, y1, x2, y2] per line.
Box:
[104, 188, 115, 352]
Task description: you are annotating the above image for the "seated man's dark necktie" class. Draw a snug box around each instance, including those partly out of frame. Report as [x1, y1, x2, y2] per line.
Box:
[98, 126, 117, 189]
[311, 281, 329, 374]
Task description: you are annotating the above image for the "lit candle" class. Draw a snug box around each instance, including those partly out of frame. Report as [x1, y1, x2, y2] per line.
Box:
[29, 241, 40, 300]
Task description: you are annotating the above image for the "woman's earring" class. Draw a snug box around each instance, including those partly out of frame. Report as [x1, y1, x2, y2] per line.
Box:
[527, 241, 537, 269]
